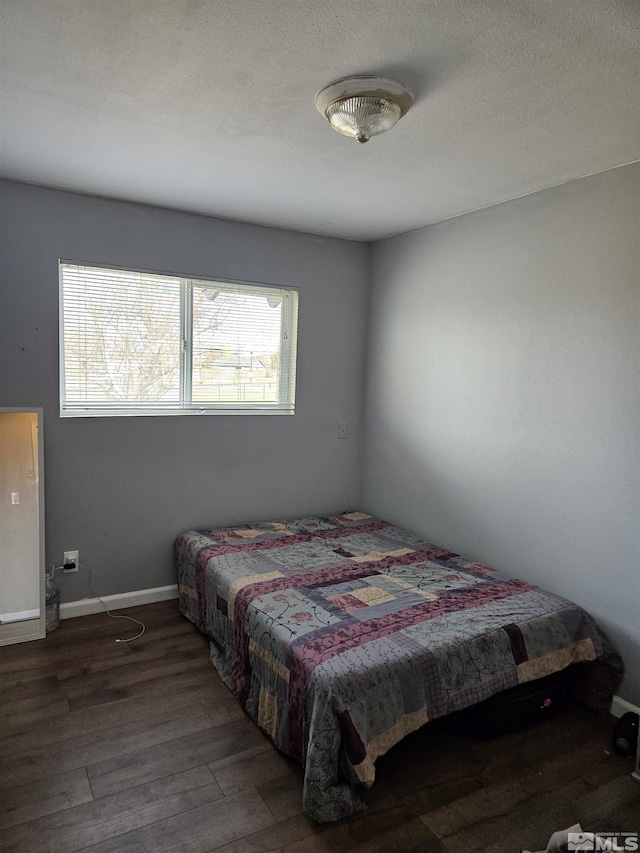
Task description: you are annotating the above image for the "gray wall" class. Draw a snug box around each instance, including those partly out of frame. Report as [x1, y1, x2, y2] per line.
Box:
[2, 168, 638, 704]
[0, 180, 370, 600]
[362, 164, 640, 704]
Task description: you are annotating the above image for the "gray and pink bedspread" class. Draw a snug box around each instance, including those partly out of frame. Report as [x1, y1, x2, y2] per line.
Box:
[176, 512, 622, 822]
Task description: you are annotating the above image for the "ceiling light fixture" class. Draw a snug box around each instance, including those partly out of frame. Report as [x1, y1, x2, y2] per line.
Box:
[315, 75, 413, 144]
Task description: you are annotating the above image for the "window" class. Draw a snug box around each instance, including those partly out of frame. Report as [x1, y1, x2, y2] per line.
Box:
[60, 263, 298, 416]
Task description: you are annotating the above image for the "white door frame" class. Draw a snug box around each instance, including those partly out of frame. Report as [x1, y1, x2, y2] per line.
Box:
[0, 407, 46, 645]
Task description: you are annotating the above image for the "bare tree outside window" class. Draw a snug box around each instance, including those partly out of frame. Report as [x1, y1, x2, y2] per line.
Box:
[60, 264, 297, 415]
[64, 273, 180, 402]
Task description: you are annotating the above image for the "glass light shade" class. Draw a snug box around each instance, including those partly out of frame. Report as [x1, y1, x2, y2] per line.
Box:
[316, 76, 413, 144]
[326, 96, 402, 143]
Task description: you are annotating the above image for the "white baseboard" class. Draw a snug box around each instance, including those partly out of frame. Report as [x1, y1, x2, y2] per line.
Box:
[60, 584, 178, 619]
[0, 618, 44, 645]
[610, 695, 640, 719]
[0, 608, 40, 623]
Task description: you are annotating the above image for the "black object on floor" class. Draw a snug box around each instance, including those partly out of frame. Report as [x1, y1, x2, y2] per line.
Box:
[611, 711, 639, 758]
[470, 670, 572, 739]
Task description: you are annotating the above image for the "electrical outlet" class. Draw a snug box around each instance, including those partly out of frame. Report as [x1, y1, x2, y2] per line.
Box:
[63, 550, 79, 572]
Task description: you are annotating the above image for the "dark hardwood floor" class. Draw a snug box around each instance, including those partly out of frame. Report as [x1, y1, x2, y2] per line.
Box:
[0, 600, 637, 852]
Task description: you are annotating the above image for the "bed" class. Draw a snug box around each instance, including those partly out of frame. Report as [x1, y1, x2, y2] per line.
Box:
[176, 511, 622, 823]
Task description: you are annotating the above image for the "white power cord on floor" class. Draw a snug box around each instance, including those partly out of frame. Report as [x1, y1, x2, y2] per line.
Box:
[46, 562, 146, 644]
[84, 563, 146, 643]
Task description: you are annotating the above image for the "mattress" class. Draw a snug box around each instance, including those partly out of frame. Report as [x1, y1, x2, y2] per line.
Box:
[176, 511, 622, 822]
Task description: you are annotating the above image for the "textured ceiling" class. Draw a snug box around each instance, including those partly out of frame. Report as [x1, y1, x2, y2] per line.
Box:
[0, 0, 638, 241]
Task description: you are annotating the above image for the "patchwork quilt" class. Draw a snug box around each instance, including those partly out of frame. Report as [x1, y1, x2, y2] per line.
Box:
[176, 512, 622, 822]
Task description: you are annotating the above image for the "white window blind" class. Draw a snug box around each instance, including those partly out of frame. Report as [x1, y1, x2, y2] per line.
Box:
[60, 263, 298, 416]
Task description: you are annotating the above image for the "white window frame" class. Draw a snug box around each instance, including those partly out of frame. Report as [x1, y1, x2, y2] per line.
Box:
[59, 261, 298, 417]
